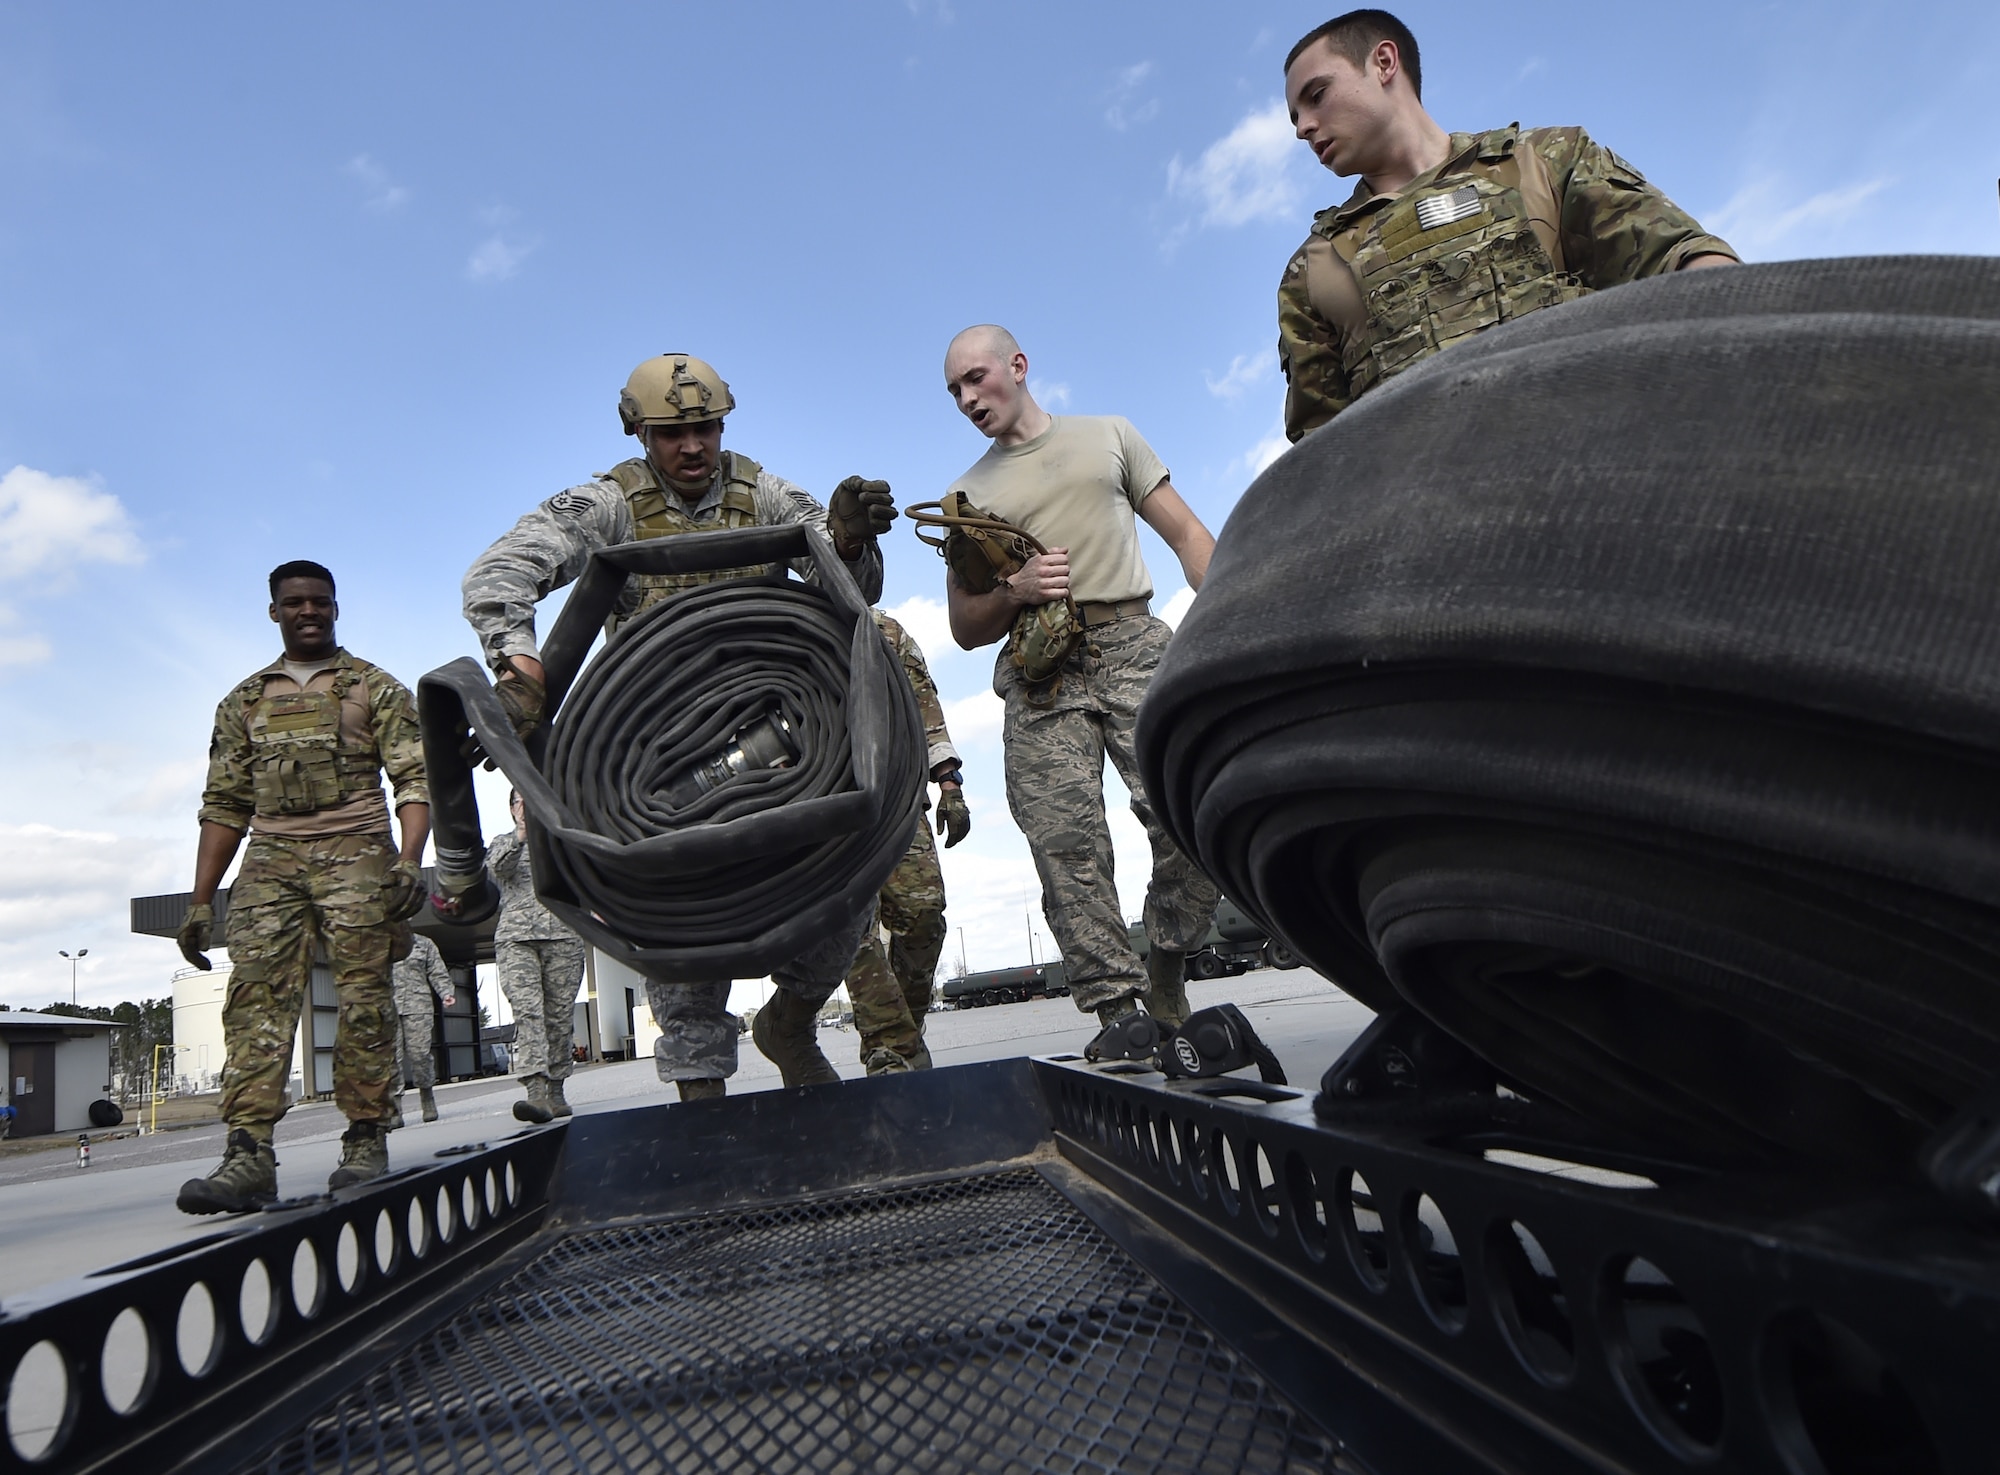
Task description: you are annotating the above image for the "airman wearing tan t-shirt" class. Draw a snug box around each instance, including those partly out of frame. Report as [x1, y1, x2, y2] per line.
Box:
[941, 325, 1221, 1048]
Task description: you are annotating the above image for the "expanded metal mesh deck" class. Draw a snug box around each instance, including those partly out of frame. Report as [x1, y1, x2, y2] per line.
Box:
[238, 1169, 1343, 1474]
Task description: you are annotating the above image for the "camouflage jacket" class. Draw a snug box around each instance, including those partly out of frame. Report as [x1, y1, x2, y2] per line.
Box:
[873, 610, 959, 797]
[487, 828, 574, 944]
[461, 456, 886, 673]
[198, 649, 427, 835]
[391, 933, 453, 1013]
[1278, 124, 1737, 442]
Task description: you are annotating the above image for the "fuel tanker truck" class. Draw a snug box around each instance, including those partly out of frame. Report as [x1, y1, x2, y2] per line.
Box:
[32, 259, 2000, 1475]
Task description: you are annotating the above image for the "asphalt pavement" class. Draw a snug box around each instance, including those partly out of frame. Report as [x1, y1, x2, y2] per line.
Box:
[0, 969, 1372, 1303]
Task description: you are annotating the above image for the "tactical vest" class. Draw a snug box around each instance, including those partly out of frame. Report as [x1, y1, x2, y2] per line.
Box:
[599, 450, 772, 627]
[1304, 125, 1588, 400]
[241, 663, 382, 818]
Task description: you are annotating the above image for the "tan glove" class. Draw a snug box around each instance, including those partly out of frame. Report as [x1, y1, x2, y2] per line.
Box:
[495, 666, 546, 743]
[177, 904, 214, 971]
[935, 787, 971, 848]
[829, 476, 897, 548]
[381, 860, 427, 922]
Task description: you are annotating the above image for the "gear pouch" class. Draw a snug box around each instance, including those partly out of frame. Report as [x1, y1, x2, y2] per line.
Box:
[253, 749, 343, 815]
[1010, 598, 1085, 686]
[939, 492, 1035, 595]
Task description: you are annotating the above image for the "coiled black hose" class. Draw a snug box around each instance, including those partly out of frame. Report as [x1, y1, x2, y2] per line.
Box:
[1140, 257, 2000, 1167]
[421, 524, 923, 982]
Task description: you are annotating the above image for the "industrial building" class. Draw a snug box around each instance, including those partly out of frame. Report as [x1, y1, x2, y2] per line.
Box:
[0, 1012, 124, 1137]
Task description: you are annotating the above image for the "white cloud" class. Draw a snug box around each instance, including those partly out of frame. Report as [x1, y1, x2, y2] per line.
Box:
[1104, 61, 1159, 132]
[882, 594, 957, 666]
[342, 153, 409, 211]
[942, 689, 1003, 748]
[1231, 422, 1290, 481]
[466, 233, 537, 284]
[1706, 175, 1892, 260]
[1167, 100, 1304, 229]
[1158, 585, 1196, 629]
[1030, 378, 1071, 410]
[0, 607, 51, 667]
[0, 822, 185, 1008]
[0, 465, 143, 581]
[1205, 346, 1276, 399]
[1516, 57, 1547, 82]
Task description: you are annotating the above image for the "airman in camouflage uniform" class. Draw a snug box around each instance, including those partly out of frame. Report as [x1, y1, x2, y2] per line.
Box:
[175, 561, 430, 1214]
[391, 932, 453, 1121]
[490, 791, 590, 1123]
[1278, 12, 1737, 442]
[458, 353, 897, 1099]
[940, 327, 1221, 1050]
[845, 610, 968, 1073]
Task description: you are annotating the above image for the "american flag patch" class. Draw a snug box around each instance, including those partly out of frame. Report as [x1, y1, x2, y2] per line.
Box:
[1414, 184, 1483, 231]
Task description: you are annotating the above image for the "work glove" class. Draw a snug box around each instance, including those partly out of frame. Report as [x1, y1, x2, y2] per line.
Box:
[935, 787, 971, 848]
[465, 665, 547, 770]
[381, 859, 428, 922]
[177, 904, 214, 972]
[829, 476, 897, 547]
[495, 666, 546, 743]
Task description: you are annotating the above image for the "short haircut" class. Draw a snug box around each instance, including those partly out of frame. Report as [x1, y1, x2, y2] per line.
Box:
[949, 323, 1022, 365]
[268, 559, 336, 598]
[1285, 10, 1422, 98]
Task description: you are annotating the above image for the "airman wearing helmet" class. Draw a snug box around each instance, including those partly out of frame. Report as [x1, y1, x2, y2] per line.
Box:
[458, 352, 897, 1102]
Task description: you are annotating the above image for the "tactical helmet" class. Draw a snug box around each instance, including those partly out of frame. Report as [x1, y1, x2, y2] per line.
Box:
[619, 354, 735, 435]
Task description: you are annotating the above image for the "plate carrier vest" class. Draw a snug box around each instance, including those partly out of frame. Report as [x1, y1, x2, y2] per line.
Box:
[1304, 125, 1589, 400]
[240, 661, 383, 818]
[599, 450, 772, 628]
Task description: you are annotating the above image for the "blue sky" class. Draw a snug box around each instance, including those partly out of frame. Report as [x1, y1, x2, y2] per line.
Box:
[2, 0, 1996, 1010]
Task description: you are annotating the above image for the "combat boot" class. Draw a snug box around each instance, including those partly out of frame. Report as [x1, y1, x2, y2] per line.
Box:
[1144, 948, 1190, 1029]
[752, 992, 842, 1088]
[677, 1078, 726, 1103]
[548, 1077, 572, 1119]
[327, 1122, 388, 1190]
[1085, 995, 1163, 1063]
[419, 1086, 438, 1123]
[863, 1047, 914, 1075]
[176, 1128, 278, 1216]
[513, 1074, 555, 1124]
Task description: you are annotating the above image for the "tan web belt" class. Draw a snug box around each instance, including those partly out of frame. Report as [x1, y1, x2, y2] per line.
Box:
[1078, 598, 1150, 627]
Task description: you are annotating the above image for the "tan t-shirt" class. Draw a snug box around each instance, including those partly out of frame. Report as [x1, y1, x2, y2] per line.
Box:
[945, 415, 1169, 606]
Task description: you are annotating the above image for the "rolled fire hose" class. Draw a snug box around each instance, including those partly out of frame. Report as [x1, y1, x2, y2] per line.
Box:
[420, 523, 924, 982]
[1140, 256, 2000, 1168]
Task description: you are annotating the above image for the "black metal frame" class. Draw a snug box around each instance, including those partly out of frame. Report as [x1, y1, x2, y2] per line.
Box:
[5, 1057, 1995, 1474]
[0, 1130, 564, 1475]
[1039, 1055, 2000, 1475]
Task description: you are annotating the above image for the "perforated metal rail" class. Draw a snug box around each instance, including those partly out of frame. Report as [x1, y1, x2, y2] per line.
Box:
[237, 1170, 1338, 1474]
[0, 1132, 565, 1475]
[1040, 1058, 2000, 1475]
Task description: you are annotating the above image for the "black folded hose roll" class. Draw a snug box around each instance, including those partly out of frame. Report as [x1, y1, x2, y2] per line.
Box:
[1139, 257, 2000, 1169]
[421, 524, 924, 982]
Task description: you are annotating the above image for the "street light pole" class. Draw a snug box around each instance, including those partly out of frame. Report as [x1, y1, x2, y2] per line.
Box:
[58, 948, 89, 1006]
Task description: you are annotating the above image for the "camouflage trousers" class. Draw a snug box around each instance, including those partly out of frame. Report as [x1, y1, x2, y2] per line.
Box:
[846, 818, 947, 1062]
[643, 901, 876, 1082]
[219, 831, 401, 1138]
[998, 614, 1219, 1014]
[395, 1004, 437, 1091]
[498, 937, 587, 1081]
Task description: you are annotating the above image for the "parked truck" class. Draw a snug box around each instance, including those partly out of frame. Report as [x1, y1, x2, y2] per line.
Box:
[1130, 896, 1304, 980]
[942, 960, 1069, 1008]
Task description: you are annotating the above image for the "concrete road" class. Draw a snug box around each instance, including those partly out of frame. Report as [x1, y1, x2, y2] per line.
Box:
[0, 969, 1372, 1303]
